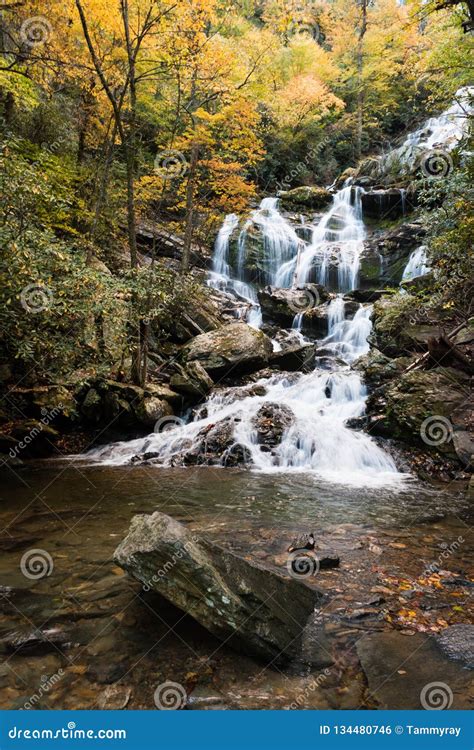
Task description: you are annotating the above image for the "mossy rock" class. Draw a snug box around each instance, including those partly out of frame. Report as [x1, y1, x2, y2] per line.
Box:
[279, 186, 332, 211]
[383, 367, 470, 459]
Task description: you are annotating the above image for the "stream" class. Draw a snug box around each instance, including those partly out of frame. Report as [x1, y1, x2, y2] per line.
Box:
[1, 94, 472, 709]
[0, 465, 471, 709]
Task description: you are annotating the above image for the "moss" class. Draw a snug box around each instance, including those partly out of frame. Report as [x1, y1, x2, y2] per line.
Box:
[279, 186, 332, 210]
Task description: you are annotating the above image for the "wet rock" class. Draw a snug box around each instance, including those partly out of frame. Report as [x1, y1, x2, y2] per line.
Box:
[279, 186, 332, 211]
[0, 627, 72, 655]
[356, 631, 472, 709]
[258, 285, 329, 329]
[318, 554, 340, 569]
[375, 367, 470, 461]
[369, 294, 446, 357]
[252, 403, 295, 450]
[134, 397, 173, 428]
[270, 341, 316, 372]
[435, 625, 474, 669]
[180, 418, 252, 467]
[401, 272, 435, 294]
[182, 322, 273, 378]
[86, 661, 130, 685]
[359, 222, 425, 288]
[361, 188, 412, 221]
[347, 289, 395, 303]
[170, 362, 214, 400]
[115, 512, 326, 664]
[352, 350, 414, 387]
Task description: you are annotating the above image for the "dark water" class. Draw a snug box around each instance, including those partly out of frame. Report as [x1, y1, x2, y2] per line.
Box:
[0, 463, 471, 710]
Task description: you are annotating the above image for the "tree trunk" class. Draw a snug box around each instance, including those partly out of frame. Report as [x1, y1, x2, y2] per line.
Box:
[181, 139, 199, 273]
[356, 0, 368, 160]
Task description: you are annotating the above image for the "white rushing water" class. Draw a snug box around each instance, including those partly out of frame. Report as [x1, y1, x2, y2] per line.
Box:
[208, 213, 262, 328]
[89, 354, 398, 486]
[379, 86, 473, 175]
[89, 187, 402, 485]
[402, 245, 430, 281]
[276, 185, 366, 292]
[89, 195, 401, 483]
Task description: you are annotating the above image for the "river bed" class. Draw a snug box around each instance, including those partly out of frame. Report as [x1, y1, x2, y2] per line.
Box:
[0, 464, 471, 710]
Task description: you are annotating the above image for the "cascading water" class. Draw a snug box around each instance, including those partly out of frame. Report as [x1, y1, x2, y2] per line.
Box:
[379, 86, 473, 175]
[89, 187, 402, 485]
[277, 185, 366, 292]
[208, 213, 262, 328]
[402, 245, 430, 281]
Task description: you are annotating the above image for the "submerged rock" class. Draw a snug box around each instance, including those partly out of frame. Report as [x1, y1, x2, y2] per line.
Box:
[435, 625, 474, 669]
[115, 512, 325, 663]
[356, 631, 472, 709]
[182, 322, 273, 378]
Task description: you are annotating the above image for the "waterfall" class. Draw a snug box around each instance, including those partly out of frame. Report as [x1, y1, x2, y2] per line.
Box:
[208, 213, 262, 328]
[324, 302, 373, 363]
[247, 197, 301, 288]
[379, 86, 473, 175]
[402, 246, 430, 281]
[277, 186, 366, 293]
[89, 185, 403, 486]
[89, 310, 398, 486]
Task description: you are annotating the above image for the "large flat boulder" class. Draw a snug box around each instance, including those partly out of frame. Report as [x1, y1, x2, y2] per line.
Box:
[114, 512, 325, 663]
[258, 285, 330, 329]
[182, 322, 273, 378]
